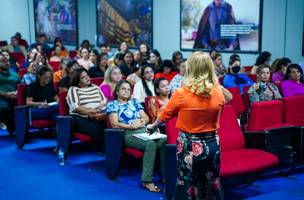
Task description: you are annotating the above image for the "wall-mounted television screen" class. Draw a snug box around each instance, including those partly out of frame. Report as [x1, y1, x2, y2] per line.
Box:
[181, 0, 262, 53]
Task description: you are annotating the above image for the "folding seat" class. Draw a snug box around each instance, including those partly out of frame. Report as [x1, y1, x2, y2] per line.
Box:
[245, 100, 296, 163]
[247, 74, 257, 82]
[282, 95, 304, 161]
[90, 77, 104, 86]
[18, 68, 27, 78]
[243, 85, 251, 111]
[15, 84, 56, 149]
[243, 66, 253, 74]
[226, 87, 245, 116]
[48, 61, 61, 72]
[56, 91, 94, 161]
[69, 50, 77, 59]
[9, 52, 25, 67]
[163, 106, 279, 200]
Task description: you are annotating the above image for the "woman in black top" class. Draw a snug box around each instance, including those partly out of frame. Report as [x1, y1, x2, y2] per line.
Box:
[26, 66, 58, 122]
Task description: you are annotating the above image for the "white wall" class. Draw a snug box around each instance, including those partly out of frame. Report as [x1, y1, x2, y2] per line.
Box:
[0, 0, 303, 65]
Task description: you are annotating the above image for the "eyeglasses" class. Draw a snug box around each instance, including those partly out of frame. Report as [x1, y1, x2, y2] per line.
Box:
[144, 70, 154, 75]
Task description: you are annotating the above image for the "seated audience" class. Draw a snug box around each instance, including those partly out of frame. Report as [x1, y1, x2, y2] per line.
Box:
[1, 50, 19, 72]
[58, 60, 80, 92]
[281, 64, 304, 97]
[154, 60, 177, 82]
[99, 65, 122, 101]
[119, 51, 136, 77]
[15, 32, 28, 49]
[248, 64, 281, 103]
[80, 40, 91, 50]
[89, 49, 99, 67]
[22, 62, 38, 85]
[272, 57, 291, 84]
[1, 36, 27, 57]
[0, 52, 20, 134]
[171, 51, 183, 69]
[127, 62, 144, 86]
[118, 42, 128, 54]
[133, 65, 155, 103]
[106, 80, 165, 192]
[67, 68, 107, 151]
[223, 57, 253, 94]
[29, 33, 51, 55]
[133, 50, 141, 65]
[77, 47, 94, 70]
[147, 78, 170, 123]
[211, 52, 226, 78]
[149, 49, 162, 73]
[251, 51, 272, 74]
[88, 52, 108, 78]
[51, 37, 68, 58]
[53, 58, 69, 83]
[99, 43, 113, 59]
[26, 66, 58, 122]
[139, 43, 150, 62]
[170, 58, 186, 93]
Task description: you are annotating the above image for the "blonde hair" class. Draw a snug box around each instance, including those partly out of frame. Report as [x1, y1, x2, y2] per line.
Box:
[183, 51, 217, 96]
[103, 64, 121, 88]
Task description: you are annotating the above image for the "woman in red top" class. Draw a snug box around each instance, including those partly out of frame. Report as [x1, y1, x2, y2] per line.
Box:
[147, 51, 232, 200]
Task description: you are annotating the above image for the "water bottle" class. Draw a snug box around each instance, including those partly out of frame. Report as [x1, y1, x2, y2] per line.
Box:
[58, 149, 65, 166]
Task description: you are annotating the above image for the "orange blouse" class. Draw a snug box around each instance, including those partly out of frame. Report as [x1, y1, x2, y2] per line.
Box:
[159, 86, 225, 133]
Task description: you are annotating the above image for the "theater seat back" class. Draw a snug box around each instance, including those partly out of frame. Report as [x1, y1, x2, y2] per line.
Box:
[227, 87, 245, 114]
[165, 117, 179, 144]
[283, 95, 304, 126]
[58, 91, 69, 116]
[247, 100, 283, 131]
[17, 84, 27, 106]
[218, 105, 245, 151]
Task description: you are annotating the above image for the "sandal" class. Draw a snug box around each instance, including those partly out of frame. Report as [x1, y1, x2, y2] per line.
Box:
[142, 182, 161, 193]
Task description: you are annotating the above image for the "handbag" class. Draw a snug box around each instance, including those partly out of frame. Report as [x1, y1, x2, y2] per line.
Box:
[88, 112, 107, 121]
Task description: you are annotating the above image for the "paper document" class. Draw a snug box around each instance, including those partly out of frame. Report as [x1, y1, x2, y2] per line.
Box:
[133, 132, 167, 141]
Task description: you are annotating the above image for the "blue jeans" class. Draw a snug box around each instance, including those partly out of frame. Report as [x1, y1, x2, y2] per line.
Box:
[30, 105, 59, 123]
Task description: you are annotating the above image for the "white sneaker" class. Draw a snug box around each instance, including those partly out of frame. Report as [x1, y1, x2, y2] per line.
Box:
[0, 122, 7, 130]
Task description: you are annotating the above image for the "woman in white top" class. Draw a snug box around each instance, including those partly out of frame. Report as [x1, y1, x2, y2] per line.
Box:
[133, 65, 155, 103]
[77, 47, 94, 70]
[67, 68, 107, 151]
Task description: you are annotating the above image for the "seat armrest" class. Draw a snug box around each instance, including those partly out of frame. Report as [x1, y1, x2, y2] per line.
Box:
[104, 128, 125, 180]
[165, 144, 177, 200]
[15, 105, 29, 149]
[56, 116, 73, 156]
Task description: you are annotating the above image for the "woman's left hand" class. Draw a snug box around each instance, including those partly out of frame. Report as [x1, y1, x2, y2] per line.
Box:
[146, 124, 156, 134]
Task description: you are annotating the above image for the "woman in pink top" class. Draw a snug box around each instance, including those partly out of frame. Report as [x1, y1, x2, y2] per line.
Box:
[99, 65, 122, 101]
[272, 57, 291, 84]
[281, 64, 304, 97]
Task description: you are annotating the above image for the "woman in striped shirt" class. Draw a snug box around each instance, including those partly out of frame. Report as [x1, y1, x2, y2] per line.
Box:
[67, 68, 107, 152]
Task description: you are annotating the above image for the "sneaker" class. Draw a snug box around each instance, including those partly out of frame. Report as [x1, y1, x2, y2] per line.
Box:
[0, 122, 7, 130]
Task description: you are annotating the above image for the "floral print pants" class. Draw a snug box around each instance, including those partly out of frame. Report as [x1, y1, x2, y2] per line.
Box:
[174, 132, 223, 200]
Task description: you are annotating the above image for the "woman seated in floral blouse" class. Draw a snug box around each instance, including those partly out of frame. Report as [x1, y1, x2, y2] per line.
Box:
[248, 64, 281, 103]
[146, 78, 170, 123]
[106, 80, 166, 193]
[170, 58, 186, 94]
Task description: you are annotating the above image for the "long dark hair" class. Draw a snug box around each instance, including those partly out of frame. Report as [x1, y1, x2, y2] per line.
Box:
[154, 78, 167, 96]
[70, 68, 89, 87]
[275, 57, 291, 72]
[285, 64, 304, 83]
[36, 65, 52, 84]
[141, 65, 154, 96]
[255, 51, 271, 65]
[114, 80, 132, 100]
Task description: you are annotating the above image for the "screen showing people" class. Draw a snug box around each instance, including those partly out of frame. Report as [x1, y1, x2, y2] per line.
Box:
[181, 0, 261, 52]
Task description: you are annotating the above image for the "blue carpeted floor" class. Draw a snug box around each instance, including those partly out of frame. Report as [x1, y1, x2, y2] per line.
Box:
[0, 129, 303, 200]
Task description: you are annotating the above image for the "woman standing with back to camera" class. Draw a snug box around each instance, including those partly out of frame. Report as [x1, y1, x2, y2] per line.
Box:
[147, 52, 232, 200]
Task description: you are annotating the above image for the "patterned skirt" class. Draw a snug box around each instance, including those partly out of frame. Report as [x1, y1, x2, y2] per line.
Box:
[174, 132, 224, 200]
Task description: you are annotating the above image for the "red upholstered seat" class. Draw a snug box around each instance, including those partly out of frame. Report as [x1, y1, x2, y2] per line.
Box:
[124, 147, 144, 158]
[243, 85, 251, 110]
[243, 66, 253, 73]
[19, 68, 27, 78]
[48, 61, 61, 72]
[91, 77, 104, 86]
[17, 84, 27, 106]
[221, 149, 279, 177]
[247, 100, 285, 131]
[282, 95, 304, 126]
[69, 50, 77, 59]
[74, 132, 92, 142]
[32, 120, 55, 128]
[227, 87, 245, 114]
[218, 105, 279, 177]
[247, 74, 257, 82]
[166, 117, 179, 144]
[9, 52, 25, 67]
